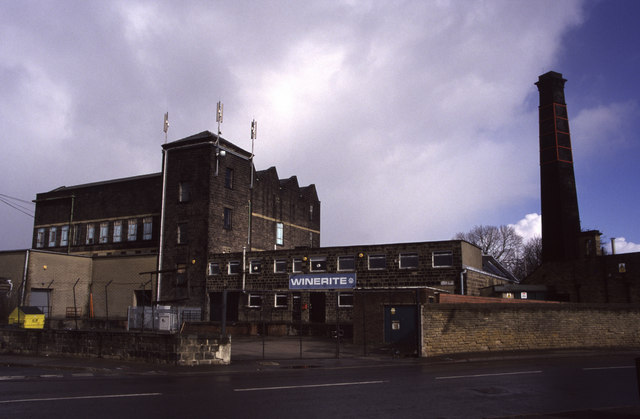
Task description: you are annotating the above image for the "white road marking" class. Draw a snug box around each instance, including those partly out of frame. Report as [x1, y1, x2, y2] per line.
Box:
[40, 374, 63, 378]
[71, 373, 95, 377]
[0, 393, 162, 404]
[435, 370, 543, 380]
[234, 380, 387, 392]
[0, 376, 26, 381]
[583, 366, 635, 371]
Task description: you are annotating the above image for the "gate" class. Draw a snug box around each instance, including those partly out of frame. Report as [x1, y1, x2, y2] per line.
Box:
[221, 289, 358, 361]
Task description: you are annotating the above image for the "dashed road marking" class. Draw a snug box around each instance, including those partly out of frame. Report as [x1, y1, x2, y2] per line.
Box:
[234, 380, 387, 392]
[0, 392, 162, 404]
[583, 366, 635, 371]
[435, 370, 543, 380]
[0, 376, 26, 381]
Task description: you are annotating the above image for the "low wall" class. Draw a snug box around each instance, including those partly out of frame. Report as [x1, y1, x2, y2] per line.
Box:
[437, 294, 561, 304]
[0, 329, 230, 366]
[422, 303, 640, 357]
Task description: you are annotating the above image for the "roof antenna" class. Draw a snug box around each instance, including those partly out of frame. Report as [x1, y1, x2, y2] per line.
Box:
[163, 112, 169, 143]
[216, 101, 224, 137]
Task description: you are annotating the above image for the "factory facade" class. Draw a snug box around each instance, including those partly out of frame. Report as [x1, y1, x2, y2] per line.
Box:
[1, 128, 512, 334]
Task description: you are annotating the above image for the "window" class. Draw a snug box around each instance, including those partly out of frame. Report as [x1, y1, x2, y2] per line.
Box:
[71, 225, 81, 246]
[127, 219, 137, 241]
[228, 260, 241, 275]
[433, 251, 453, 267]
[276, 222, 284, 246]
[274, 293, 288, 308]
[175, 265, 187, 285]
[250, 260, 262, 274]
[292, 258, 303, 273]
[178, 181, 191, 202]
[112, 221, 122, 243]
[48, 227, 57, 247]
[338, 256, 355, 271]
[86, 224, 95, 244]
[310, 256, 327, 272]
[177, 223, 188, 244]
[338, 293, 354, 307]
[400, 253, 419, 269]
[223, 208, 232, 230]
[274, 259, 287, 273]
[247, 294, 261, 308]
[60, 225, 69, 247]
[225, 168, 234, 189]
[309, 204, 314, 221]
[368, 254, 386, 270]
[99, 222, 109, 243]
[143, 217, 153, 240]
[208, 262, 220, 276]
[36, 228, 45, 248]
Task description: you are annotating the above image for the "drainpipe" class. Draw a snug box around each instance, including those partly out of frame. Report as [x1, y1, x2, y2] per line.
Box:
[460, 269, 467, 295]
[67, 195, 75, 254]
[20, 250, 30, 306]
[157, 148, 168, 302]
[242, 245, 247, 292]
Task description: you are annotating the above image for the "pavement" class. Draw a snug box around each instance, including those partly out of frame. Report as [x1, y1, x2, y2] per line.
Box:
[1, 336, 640, 418]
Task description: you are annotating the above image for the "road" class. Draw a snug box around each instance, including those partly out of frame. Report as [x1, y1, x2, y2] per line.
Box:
[1, 352, 639, 418]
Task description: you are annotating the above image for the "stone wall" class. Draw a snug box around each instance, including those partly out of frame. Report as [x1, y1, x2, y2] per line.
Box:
[422, 303, 640, 357]
[0, 328, 230, 365]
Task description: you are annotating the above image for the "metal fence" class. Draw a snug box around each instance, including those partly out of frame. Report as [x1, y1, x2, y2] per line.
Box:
[127, 306, 201, 332]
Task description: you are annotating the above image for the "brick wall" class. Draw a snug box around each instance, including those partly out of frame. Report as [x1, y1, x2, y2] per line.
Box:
[33, 174, 161, 255]
[26, 251, 93, 323]
[0, 251, 27, 321]
[0, 329, 230, 365]
[525, 253, 640, 303]
[465, 269, 509, 296]
[422, 303, 640, 357]
[91, 255, 158, 319]
[437, 294, 561, 304]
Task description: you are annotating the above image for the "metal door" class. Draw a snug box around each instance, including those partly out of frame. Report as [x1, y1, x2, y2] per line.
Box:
[384, 305, 417, 346]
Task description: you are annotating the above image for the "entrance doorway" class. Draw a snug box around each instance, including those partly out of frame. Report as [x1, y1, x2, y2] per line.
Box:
[384, 305, 417, 350]
[209, 291, 240, 322]
[29, 289, 51, 317]
[309, 292, 326, 323]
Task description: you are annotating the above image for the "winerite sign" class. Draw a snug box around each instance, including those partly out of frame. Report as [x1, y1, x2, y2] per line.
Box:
[289, 273, 356, 290]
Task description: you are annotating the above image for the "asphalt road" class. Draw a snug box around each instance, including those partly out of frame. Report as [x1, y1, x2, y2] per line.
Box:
[1, 352, 639, 418]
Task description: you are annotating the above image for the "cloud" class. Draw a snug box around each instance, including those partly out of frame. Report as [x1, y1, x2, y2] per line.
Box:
[510, 213, 542, 244]
[571, 101, 640, 158]
[0, 0, 587, 250]
[604, 237, 640, 255]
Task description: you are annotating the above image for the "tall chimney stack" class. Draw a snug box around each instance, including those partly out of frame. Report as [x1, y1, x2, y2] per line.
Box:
[536, 71, 582, 263]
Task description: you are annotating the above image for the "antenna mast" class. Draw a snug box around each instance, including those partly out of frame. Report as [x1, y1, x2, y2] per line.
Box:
[163, 112, 169, 143]
[216, 101, 224, 136]
[248, 119, 257, 249]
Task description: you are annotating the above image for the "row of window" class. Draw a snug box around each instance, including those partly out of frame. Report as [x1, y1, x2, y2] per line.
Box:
[35, 218, 153, 248]
[208, 251, 454, 275]
[245, 292, 353, 308]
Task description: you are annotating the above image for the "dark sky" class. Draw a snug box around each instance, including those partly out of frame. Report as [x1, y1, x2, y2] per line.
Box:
[1, 0, 638, 253]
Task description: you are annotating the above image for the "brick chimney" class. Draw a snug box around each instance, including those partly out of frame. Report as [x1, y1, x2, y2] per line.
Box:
[535, 71, 581, 262]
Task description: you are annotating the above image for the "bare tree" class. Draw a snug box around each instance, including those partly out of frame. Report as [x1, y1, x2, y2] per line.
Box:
[454, 225, 523, 272]
[512, 236, 542, 279]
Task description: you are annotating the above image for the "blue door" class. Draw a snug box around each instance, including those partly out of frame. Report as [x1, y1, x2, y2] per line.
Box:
[384, 305, 417, 347]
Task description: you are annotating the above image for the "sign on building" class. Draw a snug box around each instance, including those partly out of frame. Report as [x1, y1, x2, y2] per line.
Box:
[289, 273, 356, 290]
